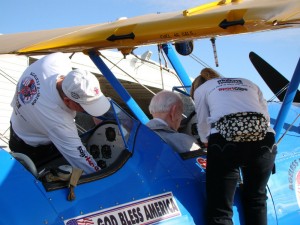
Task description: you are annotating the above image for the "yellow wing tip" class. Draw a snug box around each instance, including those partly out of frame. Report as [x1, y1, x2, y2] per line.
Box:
[183, 0, 242, 17]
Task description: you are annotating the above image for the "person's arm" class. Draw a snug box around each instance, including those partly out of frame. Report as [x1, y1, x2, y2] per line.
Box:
[194, 88, 210, 144]
[49, 123, 100, 174]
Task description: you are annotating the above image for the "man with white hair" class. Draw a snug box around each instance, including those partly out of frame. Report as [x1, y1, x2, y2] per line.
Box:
[146, 90, 200, 153]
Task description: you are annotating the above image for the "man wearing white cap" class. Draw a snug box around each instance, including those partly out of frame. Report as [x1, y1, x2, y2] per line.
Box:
[9, 52, 110, 174]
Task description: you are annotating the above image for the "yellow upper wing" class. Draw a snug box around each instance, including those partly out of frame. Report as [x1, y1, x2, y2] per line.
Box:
[0, 0, 299, 55]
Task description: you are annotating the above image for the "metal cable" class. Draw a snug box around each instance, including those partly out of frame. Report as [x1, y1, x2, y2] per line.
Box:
[277, 113, 300, 145]
[99, 52, 157, 95]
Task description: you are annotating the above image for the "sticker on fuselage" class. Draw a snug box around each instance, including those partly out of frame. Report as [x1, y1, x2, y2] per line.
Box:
[296, 171, 300, 208]
[64, 192, 181, 225]
[196, 157, 207, 170]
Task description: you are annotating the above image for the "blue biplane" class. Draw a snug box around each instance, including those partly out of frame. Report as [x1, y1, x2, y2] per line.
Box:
[0, 0, 299, 224]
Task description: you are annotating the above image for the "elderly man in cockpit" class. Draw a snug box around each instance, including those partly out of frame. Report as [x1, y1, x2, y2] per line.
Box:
[146, 90, 201, 153]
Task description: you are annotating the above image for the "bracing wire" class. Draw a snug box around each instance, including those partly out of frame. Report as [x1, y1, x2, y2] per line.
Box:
[277, 113, 300, 145]
[99, 52, 156, 95]
[157, 45, 165, 90]
[0, 68, 18, 85]
[0, 127, 10, 145]
[268, 83, 289, 102]
[189, 53, 212, 69]
[0, 133, 9, 145]
[131, 51, 183, 85]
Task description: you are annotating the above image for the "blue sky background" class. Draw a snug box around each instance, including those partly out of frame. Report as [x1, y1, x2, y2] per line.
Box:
[1, 0, 299, 100]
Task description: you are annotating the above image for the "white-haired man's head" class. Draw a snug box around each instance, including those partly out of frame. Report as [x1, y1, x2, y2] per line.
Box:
[149, 90, 183, 131]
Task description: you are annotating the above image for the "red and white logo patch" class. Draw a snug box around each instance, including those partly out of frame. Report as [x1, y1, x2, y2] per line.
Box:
[296, 171, 300, 208]
[196, 157, 207, 170]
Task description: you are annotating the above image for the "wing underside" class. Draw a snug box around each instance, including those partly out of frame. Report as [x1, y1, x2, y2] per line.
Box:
[0, 0, 299, 55]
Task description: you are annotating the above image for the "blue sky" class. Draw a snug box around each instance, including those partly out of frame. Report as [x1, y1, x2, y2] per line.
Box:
[1, 0, 299, 99]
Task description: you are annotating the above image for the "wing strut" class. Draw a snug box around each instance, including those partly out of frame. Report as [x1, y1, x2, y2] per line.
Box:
[162, 43, 192, 94]
[273, 57, 300, 142]
[88, 50, 149, 124]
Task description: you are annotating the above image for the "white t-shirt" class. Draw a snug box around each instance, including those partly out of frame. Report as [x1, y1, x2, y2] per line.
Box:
[194, 78, 274, 143]
[10, 52, 100, 174]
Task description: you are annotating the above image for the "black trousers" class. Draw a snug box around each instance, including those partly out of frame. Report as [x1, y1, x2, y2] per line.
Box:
[9, 124, 63, 168]
[206, 132, 276, 225]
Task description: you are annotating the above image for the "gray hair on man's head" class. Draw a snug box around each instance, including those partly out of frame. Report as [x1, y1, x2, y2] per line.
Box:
[149, 90, 182, 114]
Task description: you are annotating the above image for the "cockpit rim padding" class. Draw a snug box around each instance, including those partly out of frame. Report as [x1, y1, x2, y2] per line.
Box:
[42, 149, 132, 191]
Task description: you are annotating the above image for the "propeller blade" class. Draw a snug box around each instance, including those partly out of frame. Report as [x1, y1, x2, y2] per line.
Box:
[249, 51, 300, 102]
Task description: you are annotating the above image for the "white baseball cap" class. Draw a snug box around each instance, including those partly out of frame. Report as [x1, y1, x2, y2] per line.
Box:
[62, 69, 110, 117]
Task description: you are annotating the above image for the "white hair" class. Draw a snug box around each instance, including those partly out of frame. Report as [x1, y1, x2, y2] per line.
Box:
[149, 90, 182, 114]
